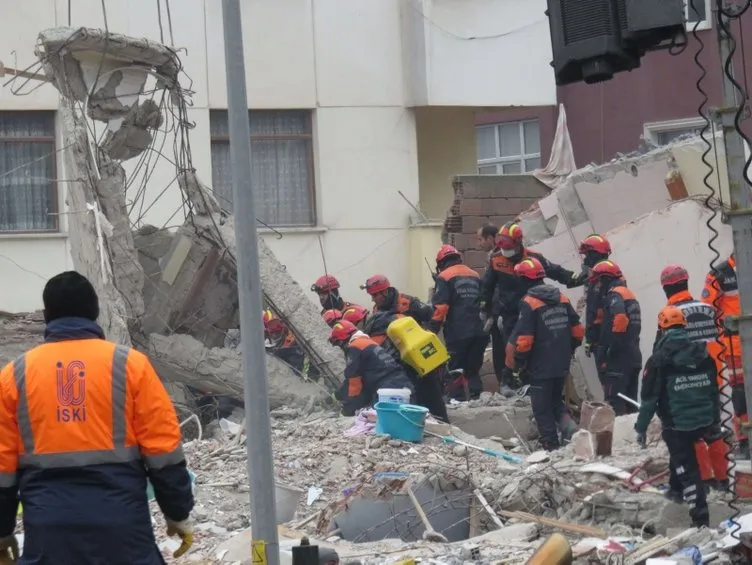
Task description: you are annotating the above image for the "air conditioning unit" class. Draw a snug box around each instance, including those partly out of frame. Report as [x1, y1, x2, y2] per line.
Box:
[546, 0, 685, 86]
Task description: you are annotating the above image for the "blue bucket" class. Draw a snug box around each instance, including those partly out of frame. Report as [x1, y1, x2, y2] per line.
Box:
[374, 402, 428, 442]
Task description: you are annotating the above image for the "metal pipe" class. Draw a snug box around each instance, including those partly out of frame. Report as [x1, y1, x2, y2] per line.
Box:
[221, 1, 279, 563]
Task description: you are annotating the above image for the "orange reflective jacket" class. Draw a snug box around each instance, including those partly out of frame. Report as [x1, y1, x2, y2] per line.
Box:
[0, 339, 184, 482]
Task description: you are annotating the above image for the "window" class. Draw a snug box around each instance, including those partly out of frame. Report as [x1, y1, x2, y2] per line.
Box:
[0, 111, 58, 233]
[476, 120, 541, 175]
[644, 117, 707, 146]
[685, 0, 711, 31]
[210, 110, 316, 227]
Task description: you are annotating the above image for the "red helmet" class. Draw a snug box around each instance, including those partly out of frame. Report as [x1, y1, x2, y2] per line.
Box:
[329, 320, 358, 345]
[660, 264, 689, 286]
[497, 222, 523, 250]
[361, 274, 391, 295]
[579, 234, 611, 256]
[589, 260, 623, 281]
[436, 244, 461, 264]
[322, 309, 343, 326]
[311, 275, 340, 293]
[514, 257, 545, 280]
[262, 309, 285, 334]
[342, 304, 369, 326]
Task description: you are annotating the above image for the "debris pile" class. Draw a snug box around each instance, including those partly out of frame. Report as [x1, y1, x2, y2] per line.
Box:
[147, 406, 739, 564]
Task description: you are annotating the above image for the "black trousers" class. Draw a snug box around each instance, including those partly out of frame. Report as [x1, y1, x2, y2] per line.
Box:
[489, 321, 506, 383]
[498, 316, 518, 387]
[447, 336, 489, 397]
[530, 377, 567, 451]
[663, 428, 710, 527]
[413, 366, 450, 423]
[603, 365, 640, 416]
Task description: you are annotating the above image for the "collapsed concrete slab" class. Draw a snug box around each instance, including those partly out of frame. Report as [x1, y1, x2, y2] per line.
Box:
[37, 27, 344, 409]
[147, 333, 330, 410]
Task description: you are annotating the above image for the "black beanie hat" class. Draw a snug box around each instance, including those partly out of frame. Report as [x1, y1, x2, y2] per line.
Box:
[42, 271, 100, 324]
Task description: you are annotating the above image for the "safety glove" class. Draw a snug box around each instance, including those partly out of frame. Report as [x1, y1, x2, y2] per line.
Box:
[511, 370, 523, 389]
[0, 534, 18, 564]
[166, 517, 194, 558]
[583, 342, 591, 358]
[482, 317, 494, 334]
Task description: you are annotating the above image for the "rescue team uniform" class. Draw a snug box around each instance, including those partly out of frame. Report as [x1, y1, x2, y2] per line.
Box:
[481, 256, 506, 384]
[702, 256, 748, 445]
[655, 290, 728, 488]
[337, 331, 414, 416]
[430, 263, 488, 398]
[635, 328, 721, 528]
[373, 291, 433, 325]
[482, 248, 576, 341]
[365, 312, 449, 423]
[598, 279, 642, 415]
[506, 285, 584, 451]
[0, 317, 193, 564]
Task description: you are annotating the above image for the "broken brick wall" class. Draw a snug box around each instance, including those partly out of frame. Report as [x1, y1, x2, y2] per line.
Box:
[442, 175, 550, 274]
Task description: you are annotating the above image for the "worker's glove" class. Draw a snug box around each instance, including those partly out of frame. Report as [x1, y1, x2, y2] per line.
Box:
[636, 432, 647, 449]
[0, 535, 18, 563]
[480, 311, 488, 325]
[583, 342, 592, 357]
[566, 272, 585, 288]
[482, 317, 494, 334]
[511, 370, 523, 389]
[166, 518, 194, 558]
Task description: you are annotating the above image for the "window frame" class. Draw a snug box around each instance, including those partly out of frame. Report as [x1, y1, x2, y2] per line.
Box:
[685, 0, 712, 32]
[643, 117, 708, 146]
[209, 109, 317, 227]
[476, 119, 542, 175]
[0, 110, 59, 234]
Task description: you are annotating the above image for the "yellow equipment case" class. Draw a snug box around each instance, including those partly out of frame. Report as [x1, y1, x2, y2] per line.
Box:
[386, 316, 449, 376]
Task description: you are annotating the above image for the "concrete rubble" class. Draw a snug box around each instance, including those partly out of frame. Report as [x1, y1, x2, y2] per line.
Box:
[32, 27, 345, 409]
[144, 405, 739, 564]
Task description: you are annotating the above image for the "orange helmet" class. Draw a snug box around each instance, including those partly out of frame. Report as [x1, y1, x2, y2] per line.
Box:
[579, 234, 611, 256]
[262, 309, 285, 334]
[514, 257, 545, 280]
[657, 305, 687, 329]
[589, 260, 623, 282]
[342, 304, 369, 326]
[497, 222, 523, 250]
[311, 275, 340, 293]
[660, 264, 689, 286]
[436, 244, 461, 264]
[322, 309, 343, 326]
[329, 320, 358, 345]
[361, 274, 391, 295]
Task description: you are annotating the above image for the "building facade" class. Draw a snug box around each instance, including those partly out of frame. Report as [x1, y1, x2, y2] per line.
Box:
[476, 1, 752, 169]
[0, 0, 556, 312]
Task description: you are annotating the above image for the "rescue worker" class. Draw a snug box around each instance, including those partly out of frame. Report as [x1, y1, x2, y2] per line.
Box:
[323, 309, 344, 327]
[328, 320, 414, 416]
[364, 311, 449, 422]
[429, 244, 488, 400]
[342, 304, 370, 330]
[635, 306, 721, 527]
[482, 222, 580, 389]
[0, 271, 194, 564]
[263, 309, 305, 375]
[590, 261, 642, 415]
[658, 264, 729, 492]
[477, 224, 507, 393]
[505, 258, 583, 451]
[576, 234, 613, 359]
[361, 274, 433, 324]
[311, 274, 361, 313]
[701, 253, 749, 458]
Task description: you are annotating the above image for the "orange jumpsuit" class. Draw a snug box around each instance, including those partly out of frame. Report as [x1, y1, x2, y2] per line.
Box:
[701, 255, 747, 443]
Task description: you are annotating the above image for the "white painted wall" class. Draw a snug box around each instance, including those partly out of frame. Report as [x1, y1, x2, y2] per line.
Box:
[0, 0, 551, 313]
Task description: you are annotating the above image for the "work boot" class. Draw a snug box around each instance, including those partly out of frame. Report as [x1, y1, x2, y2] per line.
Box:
[558, 417, 579, 445]
[498, 384, 515, 398]
[663, 489, 684, 504]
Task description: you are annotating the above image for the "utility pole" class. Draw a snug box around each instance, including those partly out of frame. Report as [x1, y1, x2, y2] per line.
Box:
[714, 0, 752, 440]
[221, 1, 280, 563]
